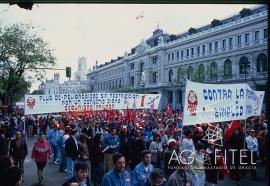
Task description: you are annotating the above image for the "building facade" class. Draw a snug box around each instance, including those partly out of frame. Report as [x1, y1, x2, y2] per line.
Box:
[38, 56, 90, 94]
[87, 5, 268, 110]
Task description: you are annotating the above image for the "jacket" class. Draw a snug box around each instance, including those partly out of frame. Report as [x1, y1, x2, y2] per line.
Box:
[132, 162, 154, 186]
[100, 169, 132, 186]
[62, 176, 90, 186]
[32, 139, 52, 163]
[65, 136, 79, 160]
[9, 138, 28, 160]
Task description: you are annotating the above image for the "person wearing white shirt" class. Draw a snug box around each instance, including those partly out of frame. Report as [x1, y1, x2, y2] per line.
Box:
[245, 129, 259, 179]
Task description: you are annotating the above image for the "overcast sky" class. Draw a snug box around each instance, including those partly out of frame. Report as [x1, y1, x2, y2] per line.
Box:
[0, 3, 259, 91]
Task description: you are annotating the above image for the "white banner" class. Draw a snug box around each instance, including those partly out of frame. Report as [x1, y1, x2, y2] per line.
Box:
[183, 80, 264, 126]
[25, 93, 161, 115]
[246, 85, 265, 118]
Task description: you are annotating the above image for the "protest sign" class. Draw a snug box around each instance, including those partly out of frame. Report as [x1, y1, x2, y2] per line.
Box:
[183, 80, 264, 126]
[24, 93, 161, 115]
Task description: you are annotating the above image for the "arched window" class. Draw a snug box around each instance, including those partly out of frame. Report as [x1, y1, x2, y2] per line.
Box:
[187, 66, 193, 80]
[169, 69, 173, 82]
[224, 59, 232, 77]
[239, 56, 250, 74]
[177, 67, 184, 81]
[257, 53, 267, 72]
[198, 64, 205, 81]
[210, 62, 217, 78]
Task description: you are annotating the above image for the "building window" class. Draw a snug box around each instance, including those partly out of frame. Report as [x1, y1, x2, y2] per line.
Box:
[186, 49, 189, 57]
[229, 38, 233, 48]
[178, 67, 184, 81]
[209, 43, 212, 52]
[224, 59, 232, 78]
[245, 33, 249, 43]
[197, 46, 200, 54]
[238, 35, 242, 45]
[181, 51, 184, 58]
[177, 90, 182, 104]
[172, 53, 175, 61]
[131, 63, 134, 69]
[210, 62, 217, 78]
[202, 45, 205, 53]
[152, 72, 157, 84]
[176, 52, 179, 60]
[255, 31, 260, 41]
[169, 69, 173, 82]
[264, 28, 268, 38]
[187, 66, 193, 80]
[191, 48, 194, 56]
[152, 56, 158, 64]
[167, 91, 173, 105]
[256, 53, 267, 72]
[222, 39, 226, 49]
[239, 56, 250, 74]
[215, 41, 218, 52]
[130, 76, 134, 86]
[198, 64, 205, 81]
[168, 54, 171, 61]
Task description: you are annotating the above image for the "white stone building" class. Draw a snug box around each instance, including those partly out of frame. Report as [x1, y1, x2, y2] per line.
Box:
[87, 5, 268, 110]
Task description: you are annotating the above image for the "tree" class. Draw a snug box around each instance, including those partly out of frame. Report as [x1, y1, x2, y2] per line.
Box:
[0, 23, 56, 104]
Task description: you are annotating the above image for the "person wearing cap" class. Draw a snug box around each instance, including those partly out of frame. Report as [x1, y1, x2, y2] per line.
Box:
[181, 129, 195, 160]
[132, 150, 154, 186]
[163, 139, 179, 181]
[65, 128, 80, 179]
[245, 128, 259, 179]
[46, 123, 63, 164]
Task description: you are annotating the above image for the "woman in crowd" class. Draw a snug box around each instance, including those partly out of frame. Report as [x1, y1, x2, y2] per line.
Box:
[32, 132, 52, 183]
[149, 133, 163, 168]
[90, 133, 104, 186]
[78, 133, 89, 161]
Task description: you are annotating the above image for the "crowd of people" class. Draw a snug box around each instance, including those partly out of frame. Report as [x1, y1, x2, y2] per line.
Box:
[0, 109, 268, 186]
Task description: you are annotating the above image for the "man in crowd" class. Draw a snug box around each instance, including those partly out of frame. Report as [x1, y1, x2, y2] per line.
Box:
[103, 128, 120, 173]
[132, 150, 154, 186]
[65, 128, 79, 179]
[100, 153, 132, 186]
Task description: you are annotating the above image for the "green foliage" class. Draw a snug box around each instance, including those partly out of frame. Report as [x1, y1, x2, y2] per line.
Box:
[32, 90, 44, 95]
[0, 23, 56, 104]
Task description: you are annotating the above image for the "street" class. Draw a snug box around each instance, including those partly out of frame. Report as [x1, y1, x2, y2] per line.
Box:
[22, 136, 268, 186]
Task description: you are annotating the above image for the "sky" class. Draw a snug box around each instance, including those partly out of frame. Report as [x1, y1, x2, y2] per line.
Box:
[0, 3, 259, 91]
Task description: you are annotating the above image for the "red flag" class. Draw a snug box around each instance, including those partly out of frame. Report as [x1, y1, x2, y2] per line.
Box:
[125, 108, 133, 121]
[166, 105, 173, 116]
[224, 120, 240, 147]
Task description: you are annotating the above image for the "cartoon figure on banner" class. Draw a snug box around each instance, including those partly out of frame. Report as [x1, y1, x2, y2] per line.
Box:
[187, 90, 198, 116]
[27, 97, 36, 109]
[150, 101, 155, 110]
[254, 95, 261, 114]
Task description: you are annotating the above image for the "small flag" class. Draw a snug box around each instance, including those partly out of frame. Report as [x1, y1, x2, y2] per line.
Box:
[136, 11, 144, 20]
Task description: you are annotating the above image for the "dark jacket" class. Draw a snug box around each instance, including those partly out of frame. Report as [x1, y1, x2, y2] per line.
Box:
[0, 134, 8, 156]
[62, 176, 90, 186]
[9, 138, 28, 160]
[65, 136, 79, 160]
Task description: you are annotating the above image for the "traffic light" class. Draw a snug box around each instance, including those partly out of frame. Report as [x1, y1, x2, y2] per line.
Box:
[66, 67, 71, 78]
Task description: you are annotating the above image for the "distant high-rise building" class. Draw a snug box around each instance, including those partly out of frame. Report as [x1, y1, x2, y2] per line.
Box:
[75, 56, 87, 81]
